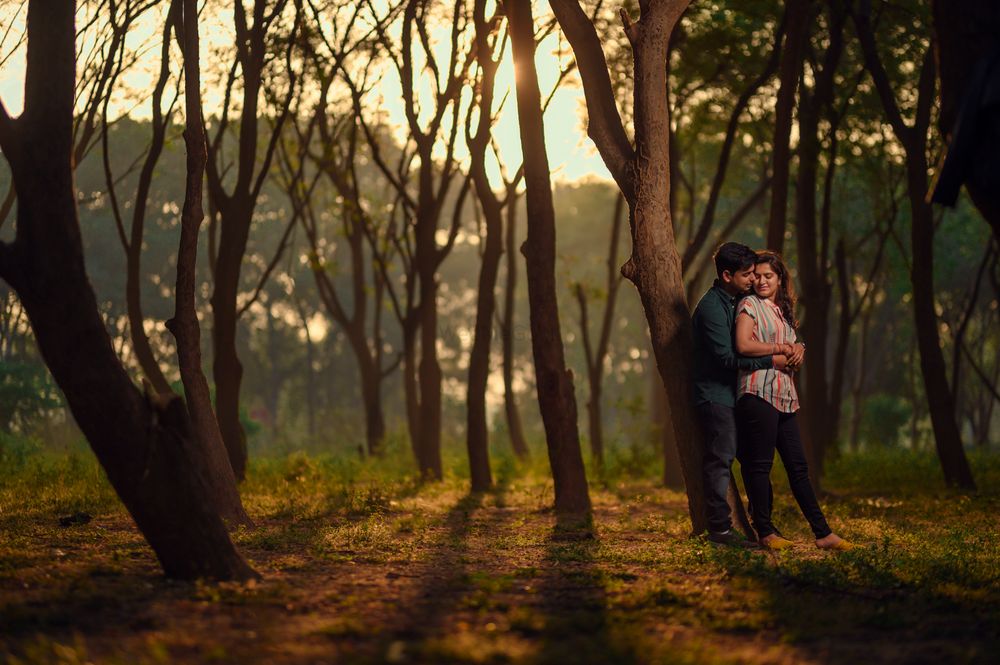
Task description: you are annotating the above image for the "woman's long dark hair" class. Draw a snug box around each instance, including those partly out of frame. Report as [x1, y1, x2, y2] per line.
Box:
[755, 251, 798, 329]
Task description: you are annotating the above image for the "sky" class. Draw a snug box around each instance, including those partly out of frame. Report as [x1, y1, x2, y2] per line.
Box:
[0, 2, 615, 184]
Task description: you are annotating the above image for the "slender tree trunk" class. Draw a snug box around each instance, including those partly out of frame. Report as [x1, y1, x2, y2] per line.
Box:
[351, 339, 386, 457]
[907, 172, 976, 488]
[165, 2, 250, 527]
[402, 327, 422, 466]
[119, 13, 175, 398]
[794, 2, 844, 489]
[848, 307, 871, 453]
[650, 370, 685, 489]
[586, 375, 604, 467]
[575, 195, 626, 469]
[465, 0, 504, 491]
[464, 216, 501, 492]
[501, 189, 531, 460]
[211, 224, 250, 479]
[300, 306, 317, 441]
[362, 372, 386, 456]
[416, 239, 443, 479]
[767, 0, 811, 252]
[204, 0, 298, 482]
[854, 3, 975, 488]
[508, 0, 590, 515]
[0, 0, 255, 579]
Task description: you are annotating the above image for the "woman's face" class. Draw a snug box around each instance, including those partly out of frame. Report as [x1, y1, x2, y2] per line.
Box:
[754, 263, 780, 300]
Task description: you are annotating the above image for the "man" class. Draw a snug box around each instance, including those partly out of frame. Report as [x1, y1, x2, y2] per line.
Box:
[691, 242, 803, 545]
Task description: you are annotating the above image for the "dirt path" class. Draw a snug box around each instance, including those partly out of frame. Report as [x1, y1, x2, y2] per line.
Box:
[2, 479, 997, 664]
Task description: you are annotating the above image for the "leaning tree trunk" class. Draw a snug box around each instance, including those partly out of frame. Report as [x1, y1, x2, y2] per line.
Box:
[508, 0, 591, 515]
[550, 0, 720, 532]
[166, 1, 251, 527]
[0, 0, 255, 580]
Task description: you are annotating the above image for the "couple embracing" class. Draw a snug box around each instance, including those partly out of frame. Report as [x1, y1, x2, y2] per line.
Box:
[692, 242, 853, 551]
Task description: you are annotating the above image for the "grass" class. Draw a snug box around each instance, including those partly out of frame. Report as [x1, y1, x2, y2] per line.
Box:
[1, 441, 999, 664]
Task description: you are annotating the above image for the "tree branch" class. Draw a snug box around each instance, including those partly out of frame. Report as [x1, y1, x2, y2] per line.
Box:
[549, 0, 634, 194]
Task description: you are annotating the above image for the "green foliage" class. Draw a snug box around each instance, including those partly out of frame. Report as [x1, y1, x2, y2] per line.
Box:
[0, 361, 62, 433]
[860, 392, 912, 448]
[0, 431, 41, 469]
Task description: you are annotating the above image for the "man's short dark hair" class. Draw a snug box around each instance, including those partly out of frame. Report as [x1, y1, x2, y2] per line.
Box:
[713, 242, 757, 278]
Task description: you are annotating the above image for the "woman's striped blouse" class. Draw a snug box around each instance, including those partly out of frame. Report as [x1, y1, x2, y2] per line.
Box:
[736, 295, 800, 413]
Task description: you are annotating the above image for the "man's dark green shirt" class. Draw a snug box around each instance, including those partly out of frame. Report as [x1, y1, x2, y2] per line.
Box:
[691, 280, 773, 408]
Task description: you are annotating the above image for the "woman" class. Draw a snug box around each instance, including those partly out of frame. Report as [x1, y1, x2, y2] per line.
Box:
[734, 251, 852, 551]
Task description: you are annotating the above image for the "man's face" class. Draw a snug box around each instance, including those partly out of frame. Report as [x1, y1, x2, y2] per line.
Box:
[723, 266, 756, 295]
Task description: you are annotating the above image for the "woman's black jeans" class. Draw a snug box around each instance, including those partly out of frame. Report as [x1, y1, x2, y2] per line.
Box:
[736, 394, 832, 540]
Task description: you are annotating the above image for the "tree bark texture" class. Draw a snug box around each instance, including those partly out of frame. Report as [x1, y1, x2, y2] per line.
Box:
[551, 0, 712, 532]
[165, 0, 251, 527]
[0, 0, 256, 580]
[508, 0, 591, 515]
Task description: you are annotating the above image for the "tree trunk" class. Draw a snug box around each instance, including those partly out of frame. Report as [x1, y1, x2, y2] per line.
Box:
[848, 307, 872, 453]
[0, 0, 255, 579]
[402, 326, 422, 466]
[362, 372, 386, 457]
[586, 375, 604, 468]
[204, 0, 299, 482]
[576, 194, 626, 469]
[551, 0, 712, 532]
[120, 15, 175, 398]
[501, 188, 531, 460]
[165, 0, 251, 527]
[464, 0, 504, 491]
[211, 225, 250, 480]
[854, 3, 976, 488]
[793, 1, 844, 489]
[907, 171, 976, 488]
[650, 372, 685, 489]
[300, 304, 317, 441]
[766, 0, 811, 253]
[416, 238, 443, 479]
[466, 228, 498, 489]
[508, 0, 591, 515]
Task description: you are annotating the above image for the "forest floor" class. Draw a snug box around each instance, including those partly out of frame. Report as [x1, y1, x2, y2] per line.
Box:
[1, 445, 999, 665]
